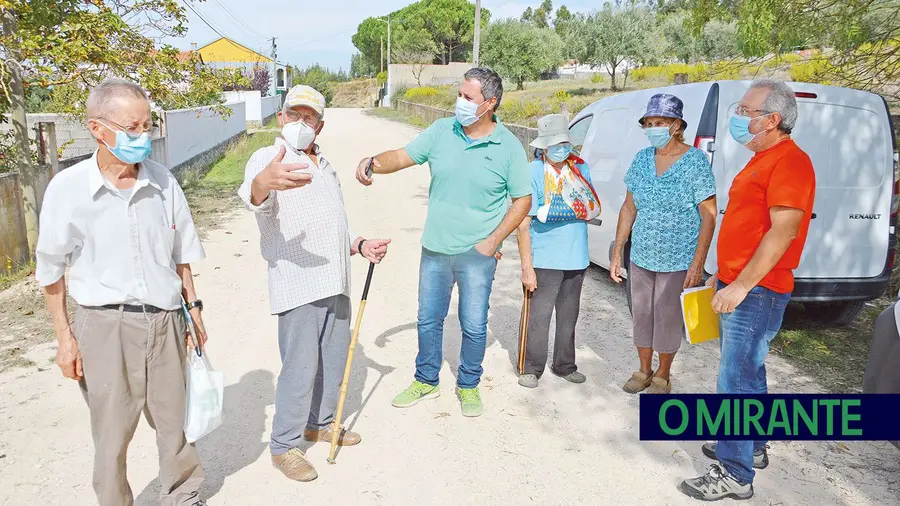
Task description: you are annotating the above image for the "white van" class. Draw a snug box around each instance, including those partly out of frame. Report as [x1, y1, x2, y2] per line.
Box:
[567, 80, 898, 325]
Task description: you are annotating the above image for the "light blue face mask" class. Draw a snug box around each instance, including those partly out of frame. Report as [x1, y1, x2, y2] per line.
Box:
[100, 121, 152, 164]
[455, 96, 487, 127]
[546, 143, 572, 163]
[644, 126, 673, 149]
[729, 112, 771, 145]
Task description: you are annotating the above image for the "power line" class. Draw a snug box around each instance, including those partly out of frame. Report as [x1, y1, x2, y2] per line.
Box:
[209, 0, 267, 40]
[180, 0, 230, 41]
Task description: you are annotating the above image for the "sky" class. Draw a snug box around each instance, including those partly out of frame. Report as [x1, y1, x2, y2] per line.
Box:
[160, 0, 599, 71]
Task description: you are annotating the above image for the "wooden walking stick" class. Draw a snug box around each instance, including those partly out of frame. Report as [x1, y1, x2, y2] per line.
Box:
[327, 262, 376, 464]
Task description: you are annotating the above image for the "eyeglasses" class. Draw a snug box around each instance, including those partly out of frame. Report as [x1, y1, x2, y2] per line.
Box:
[283, 109, 319, 127]
[735, 106, 770, 117]
[99, 118, 152, 138]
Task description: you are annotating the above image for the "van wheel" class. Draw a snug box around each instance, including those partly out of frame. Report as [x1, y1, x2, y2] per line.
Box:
[804, 301, 867, 326]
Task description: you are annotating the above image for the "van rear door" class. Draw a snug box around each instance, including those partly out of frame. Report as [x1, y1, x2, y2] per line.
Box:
[708, 82, 894, 280]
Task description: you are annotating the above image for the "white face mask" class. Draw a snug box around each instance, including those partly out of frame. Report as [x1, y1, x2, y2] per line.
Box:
[282, 120, 317, 151]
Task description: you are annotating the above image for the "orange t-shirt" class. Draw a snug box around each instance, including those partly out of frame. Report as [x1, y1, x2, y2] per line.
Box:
[717, 139, 816, 294]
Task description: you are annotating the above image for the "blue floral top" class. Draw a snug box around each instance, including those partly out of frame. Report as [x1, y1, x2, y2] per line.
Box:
[625, 147, 716, 273]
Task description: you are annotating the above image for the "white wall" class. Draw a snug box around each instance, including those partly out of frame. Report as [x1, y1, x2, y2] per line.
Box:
[163, 101, 246, 169]
[260, 95, 278, 122]
[223, 90, 262, 121]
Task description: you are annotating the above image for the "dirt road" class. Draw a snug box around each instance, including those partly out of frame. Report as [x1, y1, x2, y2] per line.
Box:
[1, 109, 898, 505]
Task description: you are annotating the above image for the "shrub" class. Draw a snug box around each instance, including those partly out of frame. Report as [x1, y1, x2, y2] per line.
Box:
[590, 73, 604, 84]
[789, 59, 833, 84]
[376, 71, 387, 84]
[404, 87, 440, 100]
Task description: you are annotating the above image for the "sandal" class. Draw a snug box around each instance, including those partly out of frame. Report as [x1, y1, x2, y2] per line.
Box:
[623, 370, 654, 394]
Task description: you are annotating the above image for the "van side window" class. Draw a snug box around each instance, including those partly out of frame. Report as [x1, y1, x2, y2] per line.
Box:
[569, 114, 594, 154]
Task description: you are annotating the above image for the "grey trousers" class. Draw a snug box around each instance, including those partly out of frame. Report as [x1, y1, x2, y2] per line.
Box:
[76, 305, 204, 506]
[517, 268, 586, 377]
[630, 262, 687, 354]
[270, 295, 351, 456]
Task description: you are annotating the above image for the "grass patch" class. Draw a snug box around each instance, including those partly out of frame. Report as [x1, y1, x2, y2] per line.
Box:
[181, 130, 280, 232]
[263, 114, 279, 129]
[0, 260, 34, 292]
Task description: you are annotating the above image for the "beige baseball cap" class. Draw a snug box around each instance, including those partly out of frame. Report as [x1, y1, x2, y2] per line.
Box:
[283, 85, 326, 117]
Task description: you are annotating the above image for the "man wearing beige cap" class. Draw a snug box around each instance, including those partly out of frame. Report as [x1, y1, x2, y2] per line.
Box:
[239, 85, 390, 482]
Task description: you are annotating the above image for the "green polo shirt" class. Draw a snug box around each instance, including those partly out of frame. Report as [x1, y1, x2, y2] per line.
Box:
[405, 117, 532, 255]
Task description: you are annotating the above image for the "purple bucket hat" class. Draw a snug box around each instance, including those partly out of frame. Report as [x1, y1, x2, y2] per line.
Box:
[638, 93, 687, 129]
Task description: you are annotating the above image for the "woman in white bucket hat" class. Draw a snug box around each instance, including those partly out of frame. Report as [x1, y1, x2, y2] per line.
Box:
[514, 114, 600, 389]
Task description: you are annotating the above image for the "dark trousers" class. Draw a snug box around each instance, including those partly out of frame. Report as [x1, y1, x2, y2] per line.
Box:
[517, 268, 586, 377]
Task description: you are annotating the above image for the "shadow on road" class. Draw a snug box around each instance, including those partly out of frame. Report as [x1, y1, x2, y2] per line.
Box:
[136, 369, 274, 506]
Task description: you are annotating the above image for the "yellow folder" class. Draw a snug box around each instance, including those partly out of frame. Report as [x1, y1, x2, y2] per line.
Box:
[680, 286, 720, 344]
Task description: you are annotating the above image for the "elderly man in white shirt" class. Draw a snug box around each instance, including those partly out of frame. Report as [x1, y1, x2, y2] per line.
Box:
[36, 78, 206, 506]
[239, 85, 389, 483]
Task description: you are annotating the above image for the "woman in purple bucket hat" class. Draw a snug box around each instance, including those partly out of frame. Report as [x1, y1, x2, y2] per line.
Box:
[610, 93, 718, 394]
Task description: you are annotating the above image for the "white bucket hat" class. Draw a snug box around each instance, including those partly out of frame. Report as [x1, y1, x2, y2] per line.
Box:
[530, 114, 571, 149]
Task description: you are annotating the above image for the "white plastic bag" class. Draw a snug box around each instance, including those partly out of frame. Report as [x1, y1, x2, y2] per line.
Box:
[184, 350, 224, 443]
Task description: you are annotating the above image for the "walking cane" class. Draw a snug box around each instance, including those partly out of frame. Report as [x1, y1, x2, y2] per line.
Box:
[327, 261, 376, 465]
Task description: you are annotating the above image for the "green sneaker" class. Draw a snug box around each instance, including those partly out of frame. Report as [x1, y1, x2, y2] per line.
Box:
[391, 381, 440, 408]
[457, 387, 483, 417]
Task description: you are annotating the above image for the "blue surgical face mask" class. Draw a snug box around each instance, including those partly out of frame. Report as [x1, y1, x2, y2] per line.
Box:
[729, 112, 773, 146]
[546, 143, 572, 163]
[100, 121, 152, 164]
[455, 96, 487, 127]
[644, 126, 673, 149]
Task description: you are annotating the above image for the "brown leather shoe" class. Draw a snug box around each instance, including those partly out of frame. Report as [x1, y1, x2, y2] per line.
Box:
[303, 427, 362, 446]
[272, 448, 318, 482]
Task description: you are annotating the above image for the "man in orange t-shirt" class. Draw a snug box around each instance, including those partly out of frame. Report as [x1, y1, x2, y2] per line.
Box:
[680, 80, 816, 502]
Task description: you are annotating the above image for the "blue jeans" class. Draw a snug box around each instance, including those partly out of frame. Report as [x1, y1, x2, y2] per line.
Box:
[714, 281, 791, 484]
[416, 247, 497, 389]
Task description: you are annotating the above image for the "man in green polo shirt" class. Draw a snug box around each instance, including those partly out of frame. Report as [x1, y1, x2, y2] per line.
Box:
[356, 67, 532, 417]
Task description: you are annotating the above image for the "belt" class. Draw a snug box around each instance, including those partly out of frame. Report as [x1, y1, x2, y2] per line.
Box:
[97, 304, 166, 313]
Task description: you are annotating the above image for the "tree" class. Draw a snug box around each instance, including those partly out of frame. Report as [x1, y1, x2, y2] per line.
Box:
[661, 10, 701, 63]
[691, 0, 900, 102]
[532, 0, 553, 28]
[555, 5, 573, 38]
[521, 7, 534, 23]
[250, 67, 271, 96]
[351, 0, 491, 71]
[481, 20, 563, 90]
[568, 6, 651, 90]
[293, 64, 349, 106]
[392, 28, 440, 86]
[0, 0, 239, 121]
[699, 20, 739, 60]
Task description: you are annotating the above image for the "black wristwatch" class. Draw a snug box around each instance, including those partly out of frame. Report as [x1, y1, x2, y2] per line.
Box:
[186, 300, 204, 312]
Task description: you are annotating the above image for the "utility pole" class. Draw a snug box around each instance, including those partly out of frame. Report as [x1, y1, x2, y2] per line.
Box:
[473, 0, 481, 66]
[380, 36, 384, 74]
[386, 12, 392, 107]
[270, 37, 277, 97]
[2, 9, 38, 255]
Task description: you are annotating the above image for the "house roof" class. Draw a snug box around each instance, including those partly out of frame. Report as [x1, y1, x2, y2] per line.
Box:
[196, 37, 273, 63]
[177, 51, 202, 63]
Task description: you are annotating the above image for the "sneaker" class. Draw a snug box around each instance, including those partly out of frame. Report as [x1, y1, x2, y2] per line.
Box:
[272, 448, 318, 482]
[391, 381, 440, 408]
[679, 464, 753, 501]
[457, 387, 483, 417]
[702, 442, 769, 470]
[518, 374, 539, 388]
[553, 370, 586, 384]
